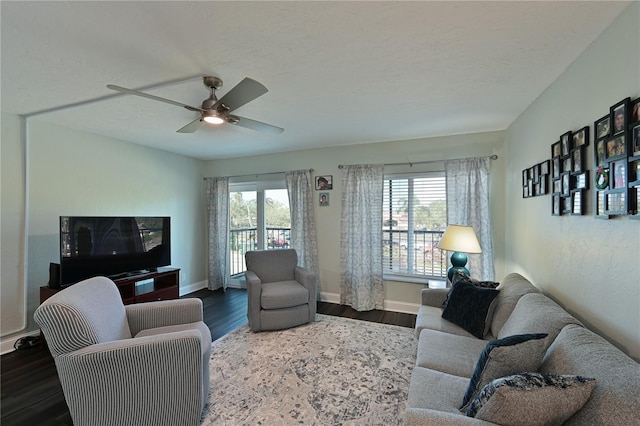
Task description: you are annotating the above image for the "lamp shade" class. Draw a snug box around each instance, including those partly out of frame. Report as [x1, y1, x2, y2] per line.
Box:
[437, 224, 482, 253]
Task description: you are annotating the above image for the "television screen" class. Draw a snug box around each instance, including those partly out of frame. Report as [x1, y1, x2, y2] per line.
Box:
[59, 216, 171, 285]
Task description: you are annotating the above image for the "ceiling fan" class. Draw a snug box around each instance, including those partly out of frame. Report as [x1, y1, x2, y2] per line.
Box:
[106, 76, 284, 134]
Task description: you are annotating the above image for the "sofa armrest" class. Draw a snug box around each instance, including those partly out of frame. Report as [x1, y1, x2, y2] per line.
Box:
[406, 408, 494, 425]
[125, 298, 203, 336]
[56, 331, 204, 425]
[421, 288, 450, 307]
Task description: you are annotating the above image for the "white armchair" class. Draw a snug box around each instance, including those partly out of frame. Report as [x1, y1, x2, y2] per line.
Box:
[34, 276, 210, 426]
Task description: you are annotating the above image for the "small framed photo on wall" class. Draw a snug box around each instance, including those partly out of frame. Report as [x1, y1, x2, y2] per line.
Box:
[610, 98, 630, 136]
[632, 123, 640, 157]
[595, 114, 611, 140]
[605, 135, 626, 160]
[315, 175, 333, 190]
[572, 126, 589, 148]
[560, 131, 572, 156]
[319, 192, 330, 206]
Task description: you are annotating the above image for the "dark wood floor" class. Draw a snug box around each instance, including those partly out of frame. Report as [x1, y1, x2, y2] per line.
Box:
[1, 288, 416, 425]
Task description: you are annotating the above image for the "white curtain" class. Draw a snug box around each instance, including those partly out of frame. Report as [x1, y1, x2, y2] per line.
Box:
[205, 177, 229, 291]
[340, 164, 384, 311]
[285, 170, 320, 282]
[445, 157, 495, 281]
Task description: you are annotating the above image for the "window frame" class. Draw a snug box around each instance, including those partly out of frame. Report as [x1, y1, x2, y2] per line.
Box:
[382, 170, 447, 283]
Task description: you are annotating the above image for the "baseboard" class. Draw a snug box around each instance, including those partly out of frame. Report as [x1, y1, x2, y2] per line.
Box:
[1, 330, 41, 355]
[179, 280, 207, 296]
[319, 291, 420, 315]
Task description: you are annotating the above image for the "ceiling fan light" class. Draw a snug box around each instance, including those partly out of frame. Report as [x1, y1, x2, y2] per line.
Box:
[203, 113, 224, 125]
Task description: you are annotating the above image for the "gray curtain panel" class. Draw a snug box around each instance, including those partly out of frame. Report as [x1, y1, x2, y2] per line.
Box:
[445, 157, 495, 281]
[285, 170, 320, 287]
[205, 177, 230, 290]
[339, 164, 384, 311]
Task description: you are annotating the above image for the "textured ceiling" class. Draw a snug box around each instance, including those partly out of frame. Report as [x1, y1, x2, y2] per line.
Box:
[1, 1, 629, 160]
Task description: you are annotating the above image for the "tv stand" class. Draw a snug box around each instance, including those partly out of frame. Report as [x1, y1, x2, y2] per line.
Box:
[41, 267, 180, 306]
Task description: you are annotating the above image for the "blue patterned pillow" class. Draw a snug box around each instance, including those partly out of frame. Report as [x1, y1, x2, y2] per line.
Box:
[466, 372, 596, 425]
[460, 333, 549, 410]
[441, 279, 499, 339]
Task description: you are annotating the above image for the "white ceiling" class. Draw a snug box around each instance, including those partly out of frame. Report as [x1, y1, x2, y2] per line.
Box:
[1, 1, 629, 160]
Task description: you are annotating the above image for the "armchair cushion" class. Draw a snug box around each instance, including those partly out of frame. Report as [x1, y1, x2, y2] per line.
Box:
[245, 249, 298, 282]
[261, 280, 310, 309]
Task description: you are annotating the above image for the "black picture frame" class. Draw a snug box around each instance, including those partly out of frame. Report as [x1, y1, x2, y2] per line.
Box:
[605, 134, 626, 160]
[595, 114, 611, 140]
[572, 126, 589, 148]
[571, 190, 584, 216]
[561, 172, 570, 196]
[611, 160, 626, 189]
[552, 141, 561, 158]
[540, 160, 550, 175]
[562, 196, 572, 214]
[315, 175, 333, 190]
[632, 123, 640, 157]
[595, 139, 606, 165]
[572, 149, 582, 174]
[552, 157, 560, 178]
[552, 195, 561, 216]
[553, 179, 561, 194]
[605, 191, 626, 215]
[610, 98, 630, 136]
[560, 131, 572, 157]
[575, 171, 589, 190]
[630, 98, 640, 126]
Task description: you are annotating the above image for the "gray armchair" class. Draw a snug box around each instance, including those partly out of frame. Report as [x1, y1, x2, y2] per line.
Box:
[245, 249, 317, 332]
[34, 276, 210, 426]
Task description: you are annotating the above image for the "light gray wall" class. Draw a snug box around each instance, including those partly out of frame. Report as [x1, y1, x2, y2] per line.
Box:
[204, 132, 505, 311]
[1, 114, 206, 345]
[504, 3, 640, 360]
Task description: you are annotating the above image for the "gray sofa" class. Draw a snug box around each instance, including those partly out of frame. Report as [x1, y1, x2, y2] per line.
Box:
[406, 273, 640, 425]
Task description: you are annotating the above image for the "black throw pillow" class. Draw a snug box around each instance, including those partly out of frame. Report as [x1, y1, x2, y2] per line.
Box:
[441, 280, 500, 339]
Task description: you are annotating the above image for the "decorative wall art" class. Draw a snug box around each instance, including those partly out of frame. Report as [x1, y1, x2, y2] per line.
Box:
[522, 160, 550, 198]
[551, 126, 589, 215]
[592, 97, 639, 219]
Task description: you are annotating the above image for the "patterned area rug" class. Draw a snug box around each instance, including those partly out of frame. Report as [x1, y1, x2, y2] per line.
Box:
[201, 314, 417, 425]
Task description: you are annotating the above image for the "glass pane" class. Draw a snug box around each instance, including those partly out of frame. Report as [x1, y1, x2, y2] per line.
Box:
[229, 191, 257, 277]
[265, 189, 291, 249]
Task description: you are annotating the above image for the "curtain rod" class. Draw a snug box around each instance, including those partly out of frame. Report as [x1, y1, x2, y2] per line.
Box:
[203, 168, 313, 180]
[337, 154, 498, 169]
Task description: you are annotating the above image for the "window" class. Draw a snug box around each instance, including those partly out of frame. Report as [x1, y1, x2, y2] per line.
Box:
[229, 180, 290, 282]
[382, 172, 447, 280]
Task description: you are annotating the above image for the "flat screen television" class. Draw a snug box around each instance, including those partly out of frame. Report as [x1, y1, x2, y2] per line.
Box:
[59, 216, 171, 285]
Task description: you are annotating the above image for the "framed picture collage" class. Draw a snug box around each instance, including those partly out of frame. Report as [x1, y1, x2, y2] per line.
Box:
[526, 94, 639, 220]
[593, 97, 640, 219]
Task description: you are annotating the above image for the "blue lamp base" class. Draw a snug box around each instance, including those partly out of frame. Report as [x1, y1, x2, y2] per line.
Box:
[447, 251, 469, 282]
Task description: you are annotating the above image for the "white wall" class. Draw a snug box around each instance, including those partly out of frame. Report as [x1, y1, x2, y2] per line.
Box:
[504, 3, 640, 360]
[204, 132, 505, 310]
[0, 114, 206, 348]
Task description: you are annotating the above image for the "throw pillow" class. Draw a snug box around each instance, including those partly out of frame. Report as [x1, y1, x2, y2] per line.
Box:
[441, 280, 500, 339]
[453, 270, 500, 289]
[460, 333, 549, 410]
[466, 372, 596, 425]
[443, 271, 500, 309]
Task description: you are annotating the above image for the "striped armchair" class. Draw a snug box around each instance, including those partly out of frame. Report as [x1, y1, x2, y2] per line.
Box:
[34, 276, 210, 426]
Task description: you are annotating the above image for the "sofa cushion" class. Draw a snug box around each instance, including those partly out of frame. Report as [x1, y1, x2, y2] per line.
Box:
[497, 293, 583, 342]
[415, 305, 482, 339]
[490, 273, 541, 337]
[407, 366, 473, 416]
[461, 333, 549, 410]
[540, 324, 640, 426]
[416, 329, 489, 378]
[466, 372, 596, 425]
[441, 280, 499, 339]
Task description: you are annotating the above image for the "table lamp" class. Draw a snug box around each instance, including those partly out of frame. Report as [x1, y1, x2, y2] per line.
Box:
[437, 224, 482, 282]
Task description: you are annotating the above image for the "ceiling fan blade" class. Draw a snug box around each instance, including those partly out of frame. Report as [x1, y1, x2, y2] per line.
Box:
[214, 78, 268, 112]
[107, 84, 203, 112]
[176, 118, 202, 133]
[233, 116, 284, 134]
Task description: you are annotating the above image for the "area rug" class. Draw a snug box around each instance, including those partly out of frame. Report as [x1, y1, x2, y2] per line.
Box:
[201, 314, 417, 425]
